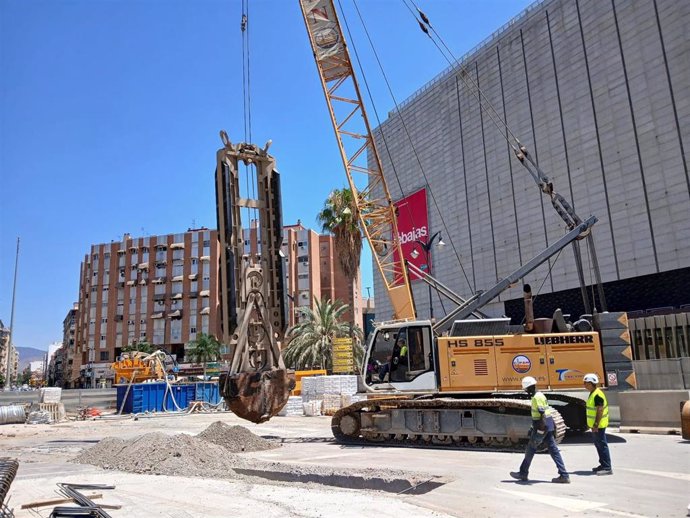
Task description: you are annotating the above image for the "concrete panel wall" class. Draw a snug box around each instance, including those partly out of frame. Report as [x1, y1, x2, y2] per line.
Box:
[371, 0, 690, 321]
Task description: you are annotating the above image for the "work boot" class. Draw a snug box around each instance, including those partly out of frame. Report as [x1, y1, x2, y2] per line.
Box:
[551, 475, 571, 484]
[510, 471, 528, 481]
[596, 469, 613, 476]
[592, 465, 604, 472]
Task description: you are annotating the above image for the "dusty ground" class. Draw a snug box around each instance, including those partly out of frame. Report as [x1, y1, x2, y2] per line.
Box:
[1, 412, 688, 517]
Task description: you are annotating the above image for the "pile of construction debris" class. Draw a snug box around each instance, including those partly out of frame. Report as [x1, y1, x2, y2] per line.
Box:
[72, 422, 277, 477]
[72, 422, 440, 494]
[197, 422, 279, 453]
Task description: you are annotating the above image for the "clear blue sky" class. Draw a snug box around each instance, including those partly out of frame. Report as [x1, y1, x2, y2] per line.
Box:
[0, 0, 533, 350]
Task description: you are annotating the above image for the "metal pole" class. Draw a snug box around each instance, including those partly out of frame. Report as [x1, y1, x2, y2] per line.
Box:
[572, 240, 592, 315]
[5, 237, 19, 391]
[424, 245, 433, 319]
[586, 233, 607, 312]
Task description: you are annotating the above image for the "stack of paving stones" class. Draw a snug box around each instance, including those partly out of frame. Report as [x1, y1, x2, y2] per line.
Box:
[277, 396, 304, 417]
[302, 375, 359, 416]
[594, 312, 636, 390]
[300, 376, 325, 415]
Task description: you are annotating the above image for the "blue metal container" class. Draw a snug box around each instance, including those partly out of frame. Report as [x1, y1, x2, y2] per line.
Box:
[115, 382, 221, 413]
[116, 382, 168, 413]
[195, 382, 220, 404]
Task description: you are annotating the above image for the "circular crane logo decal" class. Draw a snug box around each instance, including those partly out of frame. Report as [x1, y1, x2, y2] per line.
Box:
[512, 355, 532, 374]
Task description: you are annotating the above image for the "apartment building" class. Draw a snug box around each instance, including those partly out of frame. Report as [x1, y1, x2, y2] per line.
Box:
[73, 228, 220, 387]
[271, 221, 363, 330]
[59, 303, 78, 387]
[242, 220, 363, 330]
[0, 319, 19, 386]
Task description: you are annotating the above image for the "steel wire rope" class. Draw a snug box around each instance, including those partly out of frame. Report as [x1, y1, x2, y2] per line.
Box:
[342, 0, 473, 297]
[241, 0, 258, 236]
[585, 237, 597, 312]
[402, 0, 576, 308]
[401, 0, 525, 158]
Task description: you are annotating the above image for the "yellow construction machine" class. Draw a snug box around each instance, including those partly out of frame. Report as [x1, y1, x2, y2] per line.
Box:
[111, 351, 170, 384]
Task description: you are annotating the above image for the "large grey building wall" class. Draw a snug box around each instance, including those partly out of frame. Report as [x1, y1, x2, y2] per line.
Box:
[370, 0, 690, 322]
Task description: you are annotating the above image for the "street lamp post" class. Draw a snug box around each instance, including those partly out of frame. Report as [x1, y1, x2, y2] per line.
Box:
[410, 232, 445, 319]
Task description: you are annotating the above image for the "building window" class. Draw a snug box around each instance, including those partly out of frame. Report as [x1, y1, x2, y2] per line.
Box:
[100, 351, 109, 361]
[171, 319, 182, 342]
[101, 317, 107, 324]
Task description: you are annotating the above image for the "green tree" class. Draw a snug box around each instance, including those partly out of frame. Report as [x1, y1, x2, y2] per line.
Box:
[186, 333, 222, 380]
[317, 188, 362, 334]
[283, 298, 364, 372]
[18, 366, 31, 386]
[0, 372, 5, 388]
[122, 340, 154, 354]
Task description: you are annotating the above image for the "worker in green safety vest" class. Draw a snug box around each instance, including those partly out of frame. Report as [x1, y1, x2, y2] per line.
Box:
[510, 376, 570, 483]
[584, 373, 612, 475]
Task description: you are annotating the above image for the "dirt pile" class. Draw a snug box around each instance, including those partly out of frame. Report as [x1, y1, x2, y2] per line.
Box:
[197, 422, 279, 453]
[71, 424, 440, 494]
[72, 431, 242, 477]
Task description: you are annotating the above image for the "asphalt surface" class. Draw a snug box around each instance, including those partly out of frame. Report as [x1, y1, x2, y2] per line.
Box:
[0, 412, 687, 517]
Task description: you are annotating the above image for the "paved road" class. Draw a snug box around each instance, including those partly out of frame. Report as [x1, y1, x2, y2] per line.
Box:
[1, 412, 687, 517]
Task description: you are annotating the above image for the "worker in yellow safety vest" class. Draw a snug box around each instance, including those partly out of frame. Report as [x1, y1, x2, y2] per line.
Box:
[510, 376, 570, 483]
[584, 373, 612, 475]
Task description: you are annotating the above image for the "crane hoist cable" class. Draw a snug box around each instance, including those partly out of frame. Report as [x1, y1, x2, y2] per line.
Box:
[401, 0, 595, 298]
[241, 0, 253, 143]
[341, 0, 474, 297]
[403, 0, 586, 235]
[240, 0, 258, 225]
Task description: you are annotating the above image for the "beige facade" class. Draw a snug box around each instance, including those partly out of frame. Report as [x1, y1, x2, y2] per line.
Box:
[74, 228, 220, 387]
[278, 222, 363, 330]
[0, 319, 19, 386]
[59, 303, 78, 387]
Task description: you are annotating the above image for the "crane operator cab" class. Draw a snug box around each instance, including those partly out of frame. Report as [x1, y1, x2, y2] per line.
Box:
[364, 321, 437, 392]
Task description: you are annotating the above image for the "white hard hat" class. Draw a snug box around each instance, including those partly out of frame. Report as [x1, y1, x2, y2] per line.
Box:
[521, 376, 537, 390]
[583, 373, 599, 384]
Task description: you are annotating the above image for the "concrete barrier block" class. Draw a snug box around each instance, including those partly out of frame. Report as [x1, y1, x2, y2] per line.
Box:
[634, 359, 685, 390]
[603, 345, 633, 363]
[600, 329, 632, 346]
[619, 390, 690, 430]
[594, 312, 629, 330]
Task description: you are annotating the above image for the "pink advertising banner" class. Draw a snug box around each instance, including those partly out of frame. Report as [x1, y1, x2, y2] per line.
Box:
[393, 188, 430, 284]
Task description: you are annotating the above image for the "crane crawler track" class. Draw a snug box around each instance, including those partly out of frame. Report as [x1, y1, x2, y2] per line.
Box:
[331, 398, 566, 453]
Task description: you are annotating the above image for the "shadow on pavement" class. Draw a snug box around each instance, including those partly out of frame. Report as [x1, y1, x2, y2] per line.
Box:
[500, 479, 549, 485]
[562, 433, 627, 445]
[263, 435, 335, 444]
[571, 470, 596, 476]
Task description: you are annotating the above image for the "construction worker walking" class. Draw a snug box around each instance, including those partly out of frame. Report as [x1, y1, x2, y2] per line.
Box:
[510, 376, 570, 483]
[584, 373, 612, 475]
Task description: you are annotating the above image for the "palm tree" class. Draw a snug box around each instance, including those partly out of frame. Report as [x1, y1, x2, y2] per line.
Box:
[317, 188, 362, 335]
[186, 333, 222, 381]
[122, 340, 154, 354]
[283, 298, 364, 372]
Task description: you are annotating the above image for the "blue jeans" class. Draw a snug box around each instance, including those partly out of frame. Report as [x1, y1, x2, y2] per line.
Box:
[593, 428, 611, 470]
[519, 429, 568, 478]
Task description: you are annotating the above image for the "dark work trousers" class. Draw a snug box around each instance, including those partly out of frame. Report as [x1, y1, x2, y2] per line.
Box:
[519, 429, 569, 478]
[593, 428, 612, 470]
